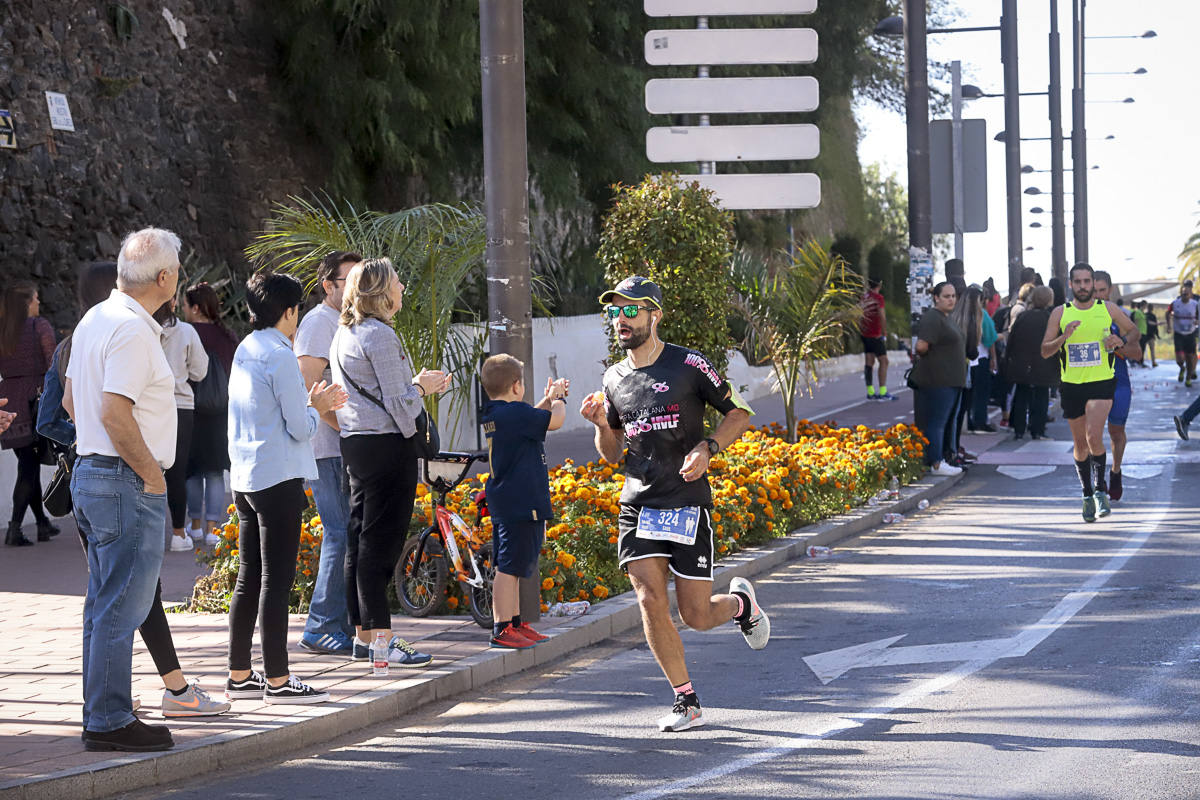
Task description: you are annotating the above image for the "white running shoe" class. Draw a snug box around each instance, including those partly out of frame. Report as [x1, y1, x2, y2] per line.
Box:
[185, 525, 204, 541]
[658, 692, 704, 732]
[169, 535, 193, 552]
[729, 577, 770, 650]
[931, 462, 963, 476]
[204, 530, 221, 547]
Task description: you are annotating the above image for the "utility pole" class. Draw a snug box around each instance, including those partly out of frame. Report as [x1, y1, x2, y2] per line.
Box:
[1071, 0, 1089, 264]
[480, 0, 538, 620]
[1001, 0, 1023, 299]
[951, 60, 965, 261]
[903, 0, 932, 335]
[1048, 0, 1068, 286]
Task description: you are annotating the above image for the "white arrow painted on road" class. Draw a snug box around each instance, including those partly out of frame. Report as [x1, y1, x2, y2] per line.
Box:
[804, 632, 1041, 684]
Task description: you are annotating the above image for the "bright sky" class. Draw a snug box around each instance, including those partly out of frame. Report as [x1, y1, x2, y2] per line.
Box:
[855, 0, 1200, 289]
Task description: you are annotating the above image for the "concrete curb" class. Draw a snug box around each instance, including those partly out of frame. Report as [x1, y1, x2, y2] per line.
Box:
[0, 471, 963, 800]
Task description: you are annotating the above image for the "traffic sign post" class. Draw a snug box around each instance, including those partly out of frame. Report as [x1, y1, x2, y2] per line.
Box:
[645, 76, 819, 115]
[647, 124, 819, 163]
[644, 28, 818, 66]
[687, 174, 821, 210]
[645, 0, 817, 15]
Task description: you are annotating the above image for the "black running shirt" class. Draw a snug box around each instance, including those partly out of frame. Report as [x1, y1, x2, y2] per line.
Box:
[603, 343, 750, 508]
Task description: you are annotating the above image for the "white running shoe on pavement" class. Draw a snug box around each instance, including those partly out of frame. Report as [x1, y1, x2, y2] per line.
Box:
[931, 462, 962, 476]
[169, 535, 193, 552]
[658, 692, 704, 732]
[729, 577, 770, 650]
[185, 525, 204, 541]
[204, 530, 221, 547]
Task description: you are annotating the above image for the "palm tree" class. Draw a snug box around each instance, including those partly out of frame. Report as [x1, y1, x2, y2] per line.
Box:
[244, 196, 488, 442]
[1179, 221, 1200, 287]
[730, 241, 864, 442]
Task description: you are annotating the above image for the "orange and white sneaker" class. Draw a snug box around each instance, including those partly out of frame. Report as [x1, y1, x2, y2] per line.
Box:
[658, 692, 704, 732]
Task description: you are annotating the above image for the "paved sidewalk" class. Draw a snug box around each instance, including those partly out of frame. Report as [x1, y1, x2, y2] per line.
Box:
[0, 470, 962, 800]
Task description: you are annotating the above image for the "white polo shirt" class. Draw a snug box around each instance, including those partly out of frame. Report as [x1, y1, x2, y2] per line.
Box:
[67, 290, 178, 469]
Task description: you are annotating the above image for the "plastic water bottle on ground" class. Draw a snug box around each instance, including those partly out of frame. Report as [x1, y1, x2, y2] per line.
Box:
[548, 601, 591, 617]
[917, 499, 930, 510]
[806, 545, 831, 558]
[883, 512, 904, 524]
[888, 476, 900, 500]
[371, 632, 389, 677]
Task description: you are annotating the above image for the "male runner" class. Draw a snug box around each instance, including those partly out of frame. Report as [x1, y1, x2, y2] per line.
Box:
[1165, 279, 1199, 387]
[1041, 264, 1139, 522]
[580, 276, 768, 733]
[859, 279, 893, 400]
[1092, 272, 1141, 501]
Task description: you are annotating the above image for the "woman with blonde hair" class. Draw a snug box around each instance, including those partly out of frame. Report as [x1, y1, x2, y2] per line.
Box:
[331, 258, 450, 668]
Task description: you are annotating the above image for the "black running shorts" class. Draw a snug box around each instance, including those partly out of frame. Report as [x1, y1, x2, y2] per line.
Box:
[617, 504, 714, 581]
[1059, 377, 1116, 420]
[1174, 331, 1197, 355]
[861, 335, 887, 357]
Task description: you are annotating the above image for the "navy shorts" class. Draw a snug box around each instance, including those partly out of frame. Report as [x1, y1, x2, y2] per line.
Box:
[1108, 376, 1131, 426]
[492, 517, 545, 579]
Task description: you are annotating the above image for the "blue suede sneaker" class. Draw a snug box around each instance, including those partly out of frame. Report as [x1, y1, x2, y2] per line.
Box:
[300, 632, 353, 655]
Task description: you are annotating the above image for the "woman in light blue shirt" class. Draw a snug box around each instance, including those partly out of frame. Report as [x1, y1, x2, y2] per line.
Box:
[225, 273, 346, 705]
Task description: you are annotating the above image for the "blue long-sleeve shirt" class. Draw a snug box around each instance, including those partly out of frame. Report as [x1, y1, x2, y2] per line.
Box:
[227, 327, 319, 493]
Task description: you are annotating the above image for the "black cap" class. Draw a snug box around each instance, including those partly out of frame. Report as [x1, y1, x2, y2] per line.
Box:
[599, 275, 663, 310]
[1185, 279, 1194, 288]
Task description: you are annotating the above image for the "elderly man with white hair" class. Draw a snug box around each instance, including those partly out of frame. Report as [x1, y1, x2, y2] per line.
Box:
[63, 227, 181, 752]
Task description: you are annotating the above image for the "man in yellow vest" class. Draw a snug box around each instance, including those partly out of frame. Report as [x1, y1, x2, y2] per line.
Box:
[1041, 263, 1140, 522]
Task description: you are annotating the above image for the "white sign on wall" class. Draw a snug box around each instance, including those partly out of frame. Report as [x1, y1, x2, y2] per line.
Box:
[45, 92, 75, 132]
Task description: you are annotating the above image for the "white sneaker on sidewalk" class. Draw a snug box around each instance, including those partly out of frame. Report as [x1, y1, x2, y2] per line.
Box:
[169, 535, 193, 552]
[185, 525, 204, 541]
[204, 530, 221, 547]
[931, 462, 963, 476]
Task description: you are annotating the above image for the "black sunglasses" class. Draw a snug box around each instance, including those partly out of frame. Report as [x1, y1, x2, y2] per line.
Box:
[605, 303, 653, 320]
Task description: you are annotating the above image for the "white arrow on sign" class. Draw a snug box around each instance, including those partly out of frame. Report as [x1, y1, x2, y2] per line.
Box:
[645, 28, 818, 66]
[803, 629, 1047, 684]
[683, 173, 821, 210]
[647, 124, 819, 163]
[645, 0, 818, 16]
[646, 76, 819, 115]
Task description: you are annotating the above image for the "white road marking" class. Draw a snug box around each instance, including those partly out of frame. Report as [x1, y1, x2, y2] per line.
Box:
[622, 465, 1174, 800]
[997, 465, 1058, 480]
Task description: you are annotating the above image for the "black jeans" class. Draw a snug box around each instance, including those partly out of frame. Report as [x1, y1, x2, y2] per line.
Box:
[164, 410, 193, 530]
[1010, 384, 1050, 437]
[10, 443, 47, 526]
[945, 387, 967, 458]
[229, 478, 307, 679]
[342, 432, 419, 631]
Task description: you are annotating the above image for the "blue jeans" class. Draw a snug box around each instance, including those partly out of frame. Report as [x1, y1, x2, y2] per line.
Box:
[970, 359, 992, 428]
[72, 455, 166, 733]
[186, 471, 226, 527]
[1181, 391, 1200, 426]
[303, 456, 352, 639]
[915, 386, 961, 467]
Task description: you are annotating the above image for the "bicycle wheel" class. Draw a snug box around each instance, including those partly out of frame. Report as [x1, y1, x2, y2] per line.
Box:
[465, 542, 496, 629]
[395, 534, 448, 617]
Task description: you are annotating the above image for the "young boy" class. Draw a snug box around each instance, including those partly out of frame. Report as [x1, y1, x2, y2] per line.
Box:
[479, 354, 568, 649]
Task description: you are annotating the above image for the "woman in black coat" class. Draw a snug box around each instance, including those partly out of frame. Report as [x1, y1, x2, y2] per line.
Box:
[1004, 285, 1059, 440]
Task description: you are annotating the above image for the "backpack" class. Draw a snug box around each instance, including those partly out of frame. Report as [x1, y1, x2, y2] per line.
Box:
[191, 358, 228, 415]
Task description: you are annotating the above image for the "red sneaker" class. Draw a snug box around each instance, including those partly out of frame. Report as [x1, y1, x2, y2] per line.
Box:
[489, 626, 535, 649]
[513, 623, 549, 643]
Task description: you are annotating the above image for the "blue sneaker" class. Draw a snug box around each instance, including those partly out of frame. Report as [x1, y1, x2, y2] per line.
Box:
[300, 632, 353, 655]
[388, 636, 434, 668]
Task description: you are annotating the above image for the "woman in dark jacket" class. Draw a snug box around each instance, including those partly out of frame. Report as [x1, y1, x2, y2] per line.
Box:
[0, 281, 57, 546]
[1004, 285, 1059, 440]
[912, 281, 968, 476]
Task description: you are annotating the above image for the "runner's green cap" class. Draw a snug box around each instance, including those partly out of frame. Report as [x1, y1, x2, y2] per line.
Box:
[599, 276, 663, 310]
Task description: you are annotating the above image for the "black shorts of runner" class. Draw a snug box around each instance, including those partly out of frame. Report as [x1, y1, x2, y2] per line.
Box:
[617, 504, 714, 581]
[1059, 377, 1117, 420]
[861, 335, 887, 357]
[1174, 331, 1197, 355]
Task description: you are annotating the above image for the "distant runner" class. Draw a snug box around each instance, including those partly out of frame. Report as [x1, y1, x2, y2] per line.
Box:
[1165, 279, 1199, 387]
[1041, 264, 1139, 522]
[1092, 272, 1141, 501]
[859, 279, 893, 400]
[580, 276, 767, 733]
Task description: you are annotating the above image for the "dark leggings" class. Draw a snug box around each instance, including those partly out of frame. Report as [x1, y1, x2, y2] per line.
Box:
[228, 478, 307, 679]
[10, 443, 47, 526]
[342, 433, 418, 631]
[139, 580, 182, 677]
[164, 409, 193, 530]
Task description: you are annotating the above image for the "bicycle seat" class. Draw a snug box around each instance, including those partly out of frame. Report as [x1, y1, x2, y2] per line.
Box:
[422, 451, 489, 494]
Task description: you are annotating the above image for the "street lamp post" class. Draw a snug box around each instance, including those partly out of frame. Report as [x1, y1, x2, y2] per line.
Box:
[903, 0, 932, 333]
[1048, 0, 1068, 287]
[1001, 0, 1023, 299]
[1072, 0, 1088, 265]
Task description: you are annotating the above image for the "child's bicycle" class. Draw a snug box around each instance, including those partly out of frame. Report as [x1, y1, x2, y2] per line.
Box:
[394, 451, 495, 629]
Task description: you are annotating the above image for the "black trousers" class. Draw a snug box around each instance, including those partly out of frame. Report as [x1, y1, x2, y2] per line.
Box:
[341, 432, 419, 631]
[228, 478, 307, 679]
[10, 443, 47, 526]
[139, 580, 181, 677]
[1010, 384, 1051, 438]
[164, 409, 193, 530]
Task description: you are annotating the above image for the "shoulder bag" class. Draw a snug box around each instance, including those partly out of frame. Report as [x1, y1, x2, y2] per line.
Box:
[334, 352, 441, 460]
[42, 446, 76, 518]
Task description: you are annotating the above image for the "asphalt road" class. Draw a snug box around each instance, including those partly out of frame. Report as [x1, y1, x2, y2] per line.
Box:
[138, 364, 1200, 800]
